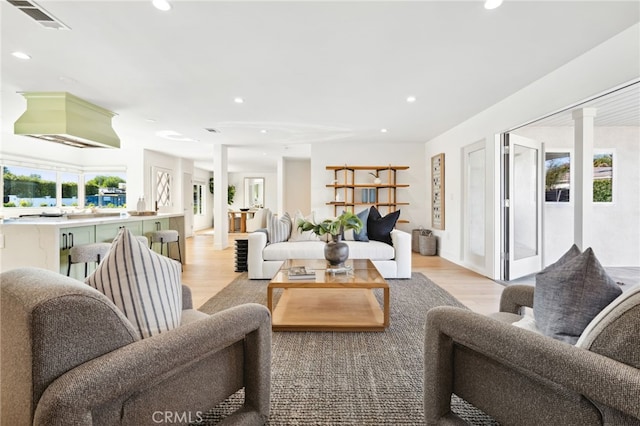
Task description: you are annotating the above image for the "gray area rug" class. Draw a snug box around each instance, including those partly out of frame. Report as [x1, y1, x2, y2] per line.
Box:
[196, 272, 498, 425]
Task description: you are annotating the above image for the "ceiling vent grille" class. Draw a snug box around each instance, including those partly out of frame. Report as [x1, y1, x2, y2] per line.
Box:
[205, 128, 221, 133]
[8, 0, 70, 30]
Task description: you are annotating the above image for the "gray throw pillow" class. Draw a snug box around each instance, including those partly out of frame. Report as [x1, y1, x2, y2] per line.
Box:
[534, 247, 622, 344]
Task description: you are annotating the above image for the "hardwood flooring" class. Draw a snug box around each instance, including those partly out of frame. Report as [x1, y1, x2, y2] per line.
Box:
[182, 230, 505, 315]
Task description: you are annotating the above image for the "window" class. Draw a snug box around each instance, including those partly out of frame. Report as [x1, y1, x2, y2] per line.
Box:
[155, 169, 172, 208]
[2, 164, 127, 209]
[593, 152, 613, 203]
[193, 183, 204, 215]
[544, 152, 570, 202]
[61, 172, 80, 207]
[3, 165, 59, 208]
[84, 173, 127, 208]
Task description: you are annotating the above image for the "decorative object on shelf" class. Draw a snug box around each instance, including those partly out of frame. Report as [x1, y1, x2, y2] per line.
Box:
[326, 165, 410, 223]
[297, 211, 363, 266]
[431, 153, 445, 230]
[369, 172, 382, 185]
[362, 189, 369, 203]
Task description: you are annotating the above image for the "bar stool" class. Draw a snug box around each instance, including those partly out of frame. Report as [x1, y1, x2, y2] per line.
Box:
[149, 230, 182, 264]
[67, 242, 112, 278]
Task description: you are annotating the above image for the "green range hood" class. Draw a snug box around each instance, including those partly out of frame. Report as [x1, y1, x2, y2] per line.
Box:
[14, 92, 120, 148]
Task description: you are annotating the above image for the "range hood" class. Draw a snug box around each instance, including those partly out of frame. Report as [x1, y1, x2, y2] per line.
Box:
[14, 92, 120, 148]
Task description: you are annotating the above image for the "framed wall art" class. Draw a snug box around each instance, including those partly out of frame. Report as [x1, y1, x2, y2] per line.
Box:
[431, 153, 445, 230]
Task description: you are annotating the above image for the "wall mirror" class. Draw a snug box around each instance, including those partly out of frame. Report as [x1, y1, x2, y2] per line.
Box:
[244, 177, 264, 208]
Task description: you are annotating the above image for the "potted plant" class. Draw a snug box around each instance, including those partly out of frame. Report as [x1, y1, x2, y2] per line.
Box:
[297, 211, 363, 266]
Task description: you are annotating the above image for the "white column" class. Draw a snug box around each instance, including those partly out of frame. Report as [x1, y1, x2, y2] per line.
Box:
[572, 108, 597, 250]
[213, 144, 229, 250]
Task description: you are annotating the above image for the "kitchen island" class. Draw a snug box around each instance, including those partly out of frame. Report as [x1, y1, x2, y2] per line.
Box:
[0, 212, 185, 280]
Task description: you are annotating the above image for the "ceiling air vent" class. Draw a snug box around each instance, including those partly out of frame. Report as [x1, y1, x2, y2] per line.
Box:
[205, 128, 221, 133]
[8, 0, 70, 30]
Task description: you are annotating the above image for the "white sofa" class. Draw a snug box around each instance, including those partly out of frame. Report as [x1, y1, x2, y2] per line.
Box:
[248, 229, 412, 279]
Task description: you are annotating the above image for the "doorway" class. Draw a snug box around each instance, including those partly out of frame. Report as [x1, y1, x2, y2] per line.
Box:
[462, 141, 486, 273]
[501, 133, 544, 281]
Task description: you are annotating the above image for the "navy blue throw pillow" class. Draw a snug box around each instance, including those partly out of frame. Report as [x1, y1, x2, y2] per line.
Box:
[367, 206, 400, 245]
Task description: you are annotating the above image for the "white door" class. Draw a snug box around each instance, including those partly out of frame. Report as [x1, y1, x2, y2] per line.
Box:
[463, 141, 486, 273]
[183, 172, 193, 238]
[503, 133, 543, 280]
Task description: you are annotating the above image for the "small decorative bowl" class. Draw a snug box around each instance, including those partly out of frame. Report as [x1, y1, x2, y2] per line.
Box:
[239, 208, 250, 212]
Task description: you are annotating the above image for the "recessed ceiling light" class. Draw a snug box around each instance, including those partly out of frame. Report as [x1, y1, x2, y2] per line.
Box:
[406, 96, 417, 103]
[156, 130, 197, 142]
[234, 97, 244, 104]
[484, 0, 503, 10]
[58, 76, 77, 84]
[12, 51, 31, 60]
[146, 118, 157, 123]
[152, 0, 172, 11]
[260, 129, 268, 134]
[380, 128, 388, 133]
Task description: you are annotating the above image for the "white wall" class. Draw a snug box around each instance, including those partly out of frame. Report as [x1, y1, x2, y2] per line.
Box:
[425, 23, 640, 277]
[514, 126, 639, 266]
[309, 142, 427, 233]
[283, 158, 311, 215]
[142, 149, 192, 215]
[228, 171, 277, 211]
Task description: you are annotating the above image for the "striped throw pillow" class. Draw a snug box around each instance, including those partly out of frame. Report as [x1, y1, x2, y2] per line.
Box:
[86, 228, 182, 339]
[267, 212, 292, 243]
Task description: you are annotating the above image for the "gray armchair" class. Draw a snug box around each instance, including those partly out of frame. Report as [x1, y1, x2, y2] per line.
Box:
[1, 267, 271, 426]
[424, 284, 640, 425]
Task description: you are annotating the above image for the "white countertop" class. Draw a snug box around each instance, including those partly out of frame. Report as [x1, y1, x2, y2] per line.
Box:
[0, 212, 183, 228]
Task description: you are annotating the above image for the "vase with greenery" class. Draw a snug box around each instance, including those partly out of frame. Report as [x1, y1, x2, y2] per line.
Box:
[297, 211, 363, 266]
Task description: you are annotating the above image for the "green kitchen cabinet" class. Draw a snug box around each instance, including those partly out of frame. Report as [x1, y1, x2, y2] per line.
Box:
[95, 221, 143, 243]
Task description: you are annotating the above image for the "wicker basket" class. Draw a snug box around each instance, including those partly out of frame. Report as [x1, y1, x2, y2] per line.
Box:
[411, 229, 422, 252]
[419, 231, 437, 256]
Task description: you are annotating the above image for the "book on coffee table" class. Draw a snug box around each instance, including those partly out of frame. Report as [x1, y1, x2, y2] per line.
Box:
[287, 266, 316, 280]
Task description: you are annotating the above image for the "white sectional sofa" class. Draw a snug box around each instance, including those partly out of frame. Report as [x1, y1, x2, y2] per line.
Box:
[248, 229, 412, 279]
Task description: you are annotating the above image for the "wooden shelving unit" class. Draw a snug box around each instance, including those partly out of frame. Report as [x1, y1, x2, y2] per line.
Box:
[326, 165, 409, 223]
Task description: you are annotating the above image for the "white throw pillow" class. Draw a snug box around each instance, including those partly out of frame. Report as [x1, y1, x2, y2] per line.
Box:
[267, 212, 292, 243]
[289, 210, 320, 242]
[512, 315, 542, 335]
[86, 228, 182, 339]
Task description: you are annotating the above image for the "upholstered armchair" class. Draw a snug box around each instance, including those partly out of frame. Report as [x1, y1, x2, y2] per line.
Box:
[1, 267, 271, 426]
[424, 284, 640, 425]
[246, 208, 270, 233]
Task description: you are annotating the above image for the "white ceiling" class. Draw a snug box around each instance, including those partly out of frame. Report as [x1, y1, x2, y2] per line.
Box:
[2, 1, 639, 172]
[529, 82, 640, 127]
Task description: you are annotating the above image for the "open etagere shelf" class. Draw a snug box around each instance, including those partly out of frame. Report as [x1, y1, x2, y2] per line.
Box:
[326, 165, 410, 223]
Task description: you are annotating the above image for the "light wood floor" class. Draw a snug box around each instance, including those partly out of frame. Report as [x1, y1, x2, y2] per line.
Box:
[182, 230, 506, 315]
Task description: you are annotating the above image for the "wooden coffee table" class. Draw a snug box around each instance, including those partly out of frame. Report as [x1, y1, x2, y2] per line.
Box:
[267, 259, 390, 332]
